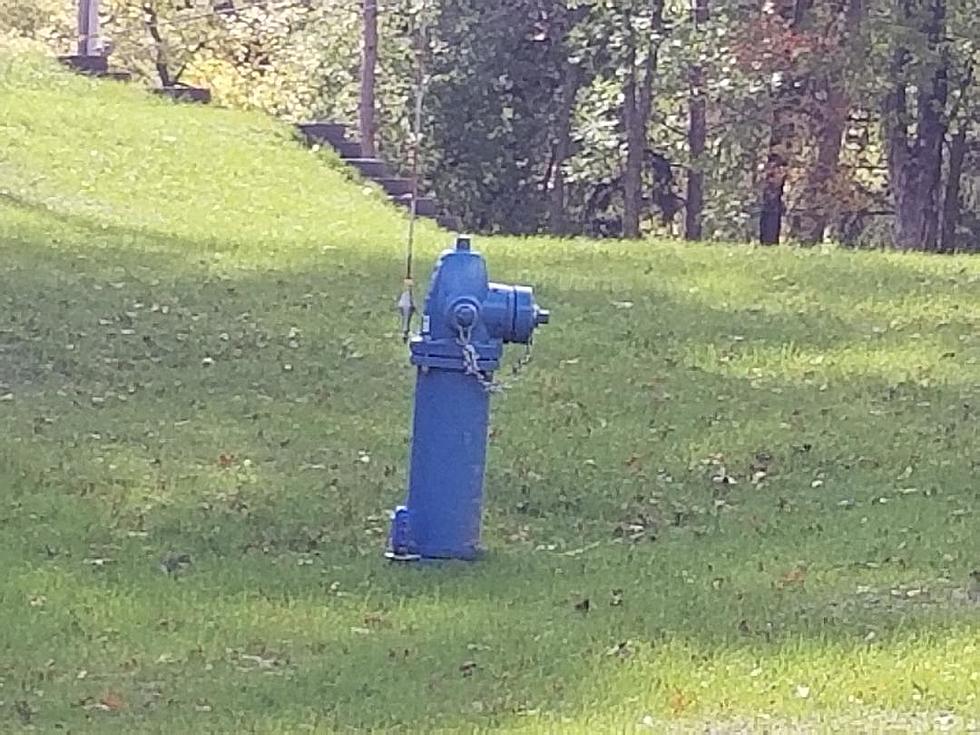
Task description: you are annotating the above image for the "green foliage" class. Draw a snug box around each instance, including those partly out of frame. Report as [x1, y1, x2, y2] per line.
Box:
[2, 56, 980, 731]
[7, 0, 977, 245]
[0, 0, 74, 50]
[422, 0, 577, 233]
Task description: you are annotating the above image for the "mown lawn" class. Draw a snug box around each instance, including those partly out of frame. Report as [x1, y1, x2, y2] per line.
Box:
[1, 53, 978, 733]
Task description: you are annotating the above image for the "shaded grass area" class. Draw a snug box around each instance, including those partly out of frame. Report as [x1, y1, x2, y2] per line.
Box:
[1, 54, 979, 733]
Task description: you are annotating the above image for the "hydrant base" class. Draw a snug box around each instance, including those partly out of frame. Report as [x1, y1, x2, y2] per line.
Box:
[384, 550, 422, 562]
[385, 549, 485, 563]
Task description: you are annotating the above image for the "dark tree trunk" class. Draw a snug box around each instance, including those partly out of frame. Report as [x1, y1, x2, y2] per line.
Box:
[795, 82, 847, 244]
[940, 64, 974, 253]
[622, 48, 641, 239]
[758, 0, 811, 245]
[759, 96, 793, 245]
[885, 0, 948, 251]
[359, 0, 379, 157]
[939, 125, 967, 253]
[758, 165, 786, 244]
[793, 0, 866, 245]
[685, 0, 709, 241]
[143, 3, 172, 87]
[622, 0, 664, 240]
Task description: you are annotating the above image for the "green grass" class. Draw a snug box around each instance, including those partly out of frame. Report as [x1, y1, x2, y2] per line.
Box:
[1, 53, 979, 733]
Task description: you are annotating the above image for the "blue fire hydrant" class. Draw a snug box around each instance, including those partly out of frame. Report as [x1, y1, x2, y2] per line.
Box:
[387, 236, 549, 561]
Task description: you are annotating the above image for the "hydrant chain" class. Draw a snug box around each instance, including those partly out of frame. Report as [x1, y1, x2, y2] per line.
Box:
[457, 325, 499, 393]
[456, 325, 537, 394]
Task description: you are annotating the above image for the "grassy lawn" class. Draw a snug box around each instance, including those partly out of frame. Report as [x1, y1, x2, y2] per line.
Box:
[1, 53, 978, 733]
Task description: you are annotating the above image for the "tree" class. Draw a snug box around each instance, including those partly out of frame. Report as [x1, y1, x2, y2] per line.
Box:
[14, 0, 972, 249]
[883, 0, 950, 251]
[685, 0, 709, 241]
[621, 0, 665, 239]
[940, 64, 974, 251]
[790, 0, 868, 245]
[754, 0, 813, 245]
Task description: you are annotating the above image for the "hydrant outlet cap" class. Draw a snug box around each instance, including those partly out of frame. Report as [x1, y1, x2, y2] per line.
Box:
[536, 308, 550, 325]
[453, 302, 478, 328]
[455, 236, 472, 251]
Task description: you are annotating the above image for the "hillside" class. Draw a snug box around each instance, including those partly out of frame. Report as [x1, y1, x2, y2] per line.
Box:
[1, 54, 979, 733]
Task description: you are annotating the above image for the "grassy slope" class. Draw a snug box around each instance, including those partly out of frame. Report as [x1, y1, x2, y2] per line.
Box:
[1, 54, 978, 733]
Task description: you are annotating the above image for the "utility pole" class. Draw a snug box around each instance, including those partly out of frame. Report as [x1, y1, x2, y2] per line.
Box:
[76, 0, 102, 57]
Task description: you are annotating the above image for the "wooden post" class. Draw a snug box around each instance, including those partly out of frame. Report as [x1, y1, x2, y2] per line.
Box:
[359, 0, 379, 157]
[77, 0, 102, 56]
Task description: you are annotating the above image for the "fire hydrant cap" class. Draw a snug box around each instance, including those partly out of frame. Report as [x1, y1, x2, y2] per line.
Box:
[452, 302, 478, 328]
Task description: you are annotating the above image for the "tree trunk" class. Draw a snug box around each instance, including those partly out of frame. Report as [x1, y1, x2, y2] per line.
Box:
[793, 0, 866, 245]
[939, 125, 967, 253]
[758, 0, 810, 245]
[622, 0, 664, 240]
[685, 0, 709, 241]
[622, 49, 641, 239]
[143, 2, 172, 87]
[795, 82, 847, 244]
[885, 0, 948, 251]
[549, 61, 579, 236]
[759, 96, 793, 245]
[359, 0, 379, 157]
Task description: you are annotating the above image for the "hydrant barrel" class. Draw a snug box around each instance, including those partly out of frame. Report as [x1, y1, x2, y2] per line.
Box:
[403, 368, 490, 559]
[387, 236, 548, 561]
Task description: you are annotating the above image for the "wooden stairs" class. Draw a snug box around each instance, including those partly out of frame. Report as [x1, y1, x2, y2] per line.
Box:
[54, 57, 457, 229]
[296, 122, 459, 230]
[57, 55, 211, 102]
[57, 54, 131, 81]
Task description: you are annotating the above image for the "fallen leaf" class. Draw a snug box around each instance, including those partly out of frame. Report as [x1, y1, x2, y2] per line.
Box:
[100, 691, 125, 711]
[776, 566, 807, 589]
[669, 689, 692, 715]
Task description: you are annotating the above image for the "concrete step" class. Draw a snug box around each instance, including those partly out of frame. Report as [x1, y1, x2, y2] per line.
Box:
[390, 194, 439, 217]
[292, 128, 458, 226]
[296, 122, 350, 147]
[333, 140, 364, 159]
[345, 158, 391, 179]
[58, 54, 108, 74]
[375, 178, 415, 197]
[154, 85, 211, 104]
